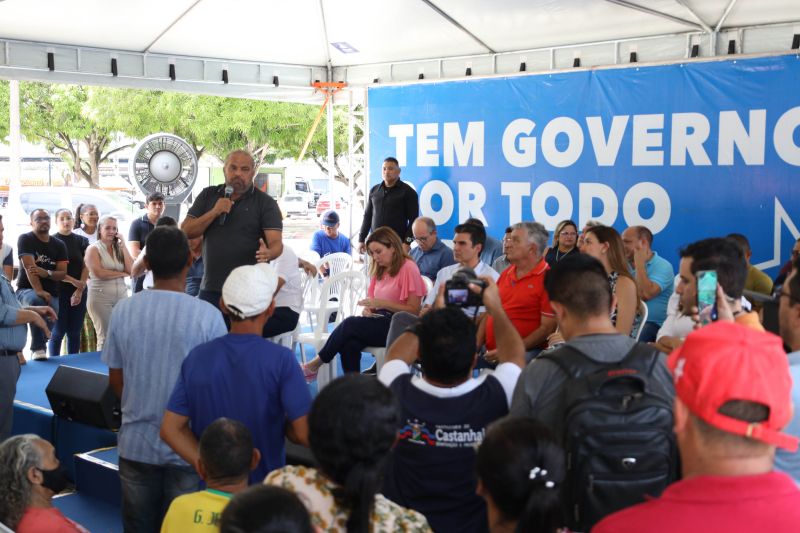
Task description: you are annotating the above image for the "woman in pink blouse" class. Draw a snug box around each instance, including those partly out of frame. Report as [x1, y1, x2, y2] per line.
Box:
[303, 226, 426, 379]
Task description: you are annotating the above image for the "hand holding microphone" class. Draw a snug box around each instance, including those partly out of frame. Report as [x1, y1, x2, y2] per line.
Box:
[217, 185, 235, 226]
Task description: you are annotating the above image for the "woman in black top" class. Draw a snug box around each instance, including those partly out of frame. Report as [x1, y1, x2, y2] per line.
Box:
[544, 220, 579, 267]
[48, 208, 90, 356]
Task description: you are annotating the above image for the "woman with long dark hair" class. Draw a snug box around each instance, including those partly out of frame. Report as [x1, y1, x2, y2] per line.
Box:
[85, 215, 132, 349]
[580, 225, 640, 336]
[265, 374, 431, 532]
[476, 417, 566, 533]
[48, 209, 89, 356]
[302, 226, 426, 379]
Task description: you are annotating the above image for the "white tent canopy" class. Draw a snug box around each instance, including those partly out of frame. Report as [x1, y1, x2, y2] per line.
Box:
[1, 0, 798, 103]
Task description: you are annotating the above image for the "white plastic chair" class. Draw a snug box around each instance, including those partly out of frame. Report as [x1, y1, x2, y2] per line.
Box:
[304, 252, 355, 326]
[631, 300, 649, 341]
[314, 252, 353, 278]
[422, 276, 434, 298]
[297, 270, 368, 389]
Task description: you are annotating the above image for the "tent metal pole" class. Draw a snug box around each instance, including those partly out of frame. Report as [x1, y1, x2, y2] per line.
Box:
[715, 0, 740, 32]
[326, 67, 335, 217]
[604, 0, 705, 31]
[8, 80, 22, 220]
[419, 0, 495, 53]
[673, 0, 713, 33]
[142, 0, 203, 53]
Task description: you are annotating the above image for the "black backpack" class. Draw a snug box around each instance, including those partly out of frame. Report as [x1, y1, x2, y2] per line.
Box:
[539, 343, 679, 532]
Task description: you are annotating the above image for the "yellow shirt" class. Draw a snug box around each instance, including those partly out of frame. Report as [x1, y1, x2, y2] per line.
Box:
[161, 489, 232, 533]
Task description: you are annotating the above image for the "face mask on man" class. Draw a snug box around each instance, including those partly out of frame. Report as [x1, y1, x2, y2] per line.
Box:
[38, 464, 69, 494]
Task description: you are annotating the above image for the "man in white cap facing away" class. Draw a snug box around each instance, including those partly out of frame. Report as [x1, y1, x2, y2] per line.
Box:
[160, 262, 312, 484]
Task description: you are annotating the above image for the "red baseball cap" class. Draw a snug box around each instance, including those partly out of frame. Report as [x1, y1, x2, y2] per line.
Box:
[668, 321, 798, 452]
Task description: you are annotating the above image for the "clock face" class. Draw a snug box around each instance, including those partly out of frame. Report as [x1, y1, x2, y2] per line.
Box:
[130, 134, 198, 200]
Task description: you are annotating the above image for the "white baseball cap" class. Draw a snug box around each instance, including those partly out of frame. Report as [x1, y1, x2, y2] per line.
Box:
[221, 263, 278, 319]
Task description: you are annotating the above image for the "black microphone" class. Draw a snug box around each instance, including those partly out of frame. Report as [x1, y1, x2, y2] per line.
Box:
[220, 185, 234, 226]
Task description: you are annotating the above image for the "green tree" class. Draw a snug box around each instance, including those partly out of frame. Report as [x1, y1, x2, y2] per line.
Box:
[91, 88, 206, 159]
[20, 83, 132, 188]
[94, 88, 350, 185]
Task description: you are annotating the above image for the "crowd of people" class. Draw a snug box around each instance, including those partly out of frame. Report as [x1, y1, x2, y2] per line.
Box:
[1, 150, 800, 533]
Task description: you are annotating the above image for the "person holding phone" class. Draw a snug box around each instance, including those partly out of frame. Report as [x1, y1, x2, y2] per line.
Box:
[674, 237, 763, 336]
[85, 215, 133, 349]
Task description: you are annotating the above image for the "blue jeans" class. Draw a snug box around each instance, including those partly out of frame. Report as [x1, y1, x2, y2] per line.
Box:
[0, 355, 21, 441]
[16, 288, 58, 352]
[119, 457, 199, 533]
[639, 321, 661, 343]
[49, 288, 87, 356]
[318, 315, 392, 373]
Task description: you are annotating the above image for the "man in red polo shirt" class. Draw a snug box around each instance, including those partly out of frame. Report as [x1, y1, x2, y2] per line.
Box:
[594, 322, 800, 533]
[481, 221, 556, 360]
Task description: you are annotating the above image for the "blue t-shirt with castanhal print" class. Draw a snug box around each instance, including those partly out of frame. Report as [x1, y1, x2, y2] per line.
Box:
[382, 374, 508, 533]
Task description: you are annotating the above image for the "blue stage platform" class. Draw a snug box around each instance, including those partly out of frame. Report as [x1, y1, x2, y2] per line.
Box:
[12, 352, 118, 480]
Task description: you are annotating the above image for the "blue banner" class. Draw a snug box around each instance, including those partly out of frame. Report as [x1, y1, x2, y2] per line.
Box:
[367, 55, 800, 273]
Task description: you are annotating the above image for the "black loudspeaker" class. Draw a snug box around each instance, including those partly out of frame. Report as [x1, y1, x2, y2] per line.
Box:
[45, 366, 120, 430]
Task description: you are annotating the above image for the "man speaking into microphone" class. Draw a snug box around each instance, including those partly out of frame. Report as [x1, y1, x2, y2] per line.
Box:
[182, 150, 283, 311]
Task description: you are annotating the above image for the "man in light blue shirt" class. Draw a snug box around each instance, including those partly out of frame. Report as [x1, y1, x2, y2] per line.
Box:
[0, 214, 56, 440]
[775, 261, 800, 484]
[622, 225, 674, 343]
[102, 226, 227, 532]
[409, 217, 456, 281]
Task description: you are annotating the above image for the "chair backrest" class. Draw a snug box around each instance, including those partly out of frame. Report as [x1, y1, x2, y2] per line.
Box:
[631, 300, 649, 341]
[309, 271, 367, 335]
[422, 276, 434, 298]
[300, 268, 317, 309]
[331, 270, 368, 324]
[315, 252, 353, 278]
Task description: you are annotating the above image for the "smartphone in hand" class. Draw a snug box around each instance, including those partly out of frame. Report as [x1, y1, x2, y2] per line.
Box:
[696, 270, 718, 325]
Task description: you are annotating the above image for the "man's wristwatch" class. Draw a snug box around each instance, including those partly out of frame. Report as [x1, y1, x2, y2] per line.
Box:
[46, 270, 53, 278]
[404, 237, 414, 245]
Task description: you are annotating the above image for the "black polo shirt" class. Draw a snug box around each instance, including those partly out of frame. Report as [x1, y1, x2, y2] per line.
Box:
[358, 179, 419, 243]
[129, 214, 156, 293]
[187, 184, 282, 292]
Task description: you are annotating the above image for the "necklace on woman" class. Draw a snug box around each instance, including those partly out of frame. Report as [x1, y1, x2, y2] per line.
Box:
[555, 248, 570, 262]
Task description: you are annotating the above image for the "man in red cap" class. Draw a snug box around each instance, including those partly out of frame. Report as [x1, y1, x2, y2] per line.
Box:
[594, 321, 800, 532]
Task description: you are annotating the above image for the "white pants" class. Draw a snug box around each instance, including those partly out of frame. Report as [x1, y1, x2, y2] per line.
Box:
[87, 279, 128, 350]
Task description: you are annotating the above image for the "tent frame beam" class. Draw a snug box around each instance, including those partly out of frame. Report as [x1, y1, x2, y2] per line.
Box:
[2, 20, 798, 101]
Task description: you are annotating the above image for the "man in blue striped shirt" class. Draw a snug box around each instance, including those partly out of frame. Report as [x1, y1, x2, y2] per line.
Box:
[0, 215, 57, 440]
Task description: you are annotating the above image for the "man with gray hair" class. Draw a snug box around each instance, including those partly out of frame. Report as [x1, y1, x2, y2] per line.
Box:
[0, 434, 86, 531]
[409, 216, 455, 281]
[479, 221, 556, 360]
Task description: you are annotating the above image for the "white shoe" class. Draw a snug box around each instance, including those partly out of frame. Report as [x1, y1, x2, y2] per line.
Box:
[32, 350, 48, 361]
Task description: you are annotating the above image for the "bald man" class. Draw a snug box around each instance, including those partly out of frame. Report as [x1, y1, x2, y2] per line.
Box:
[182, 150, 283, 310]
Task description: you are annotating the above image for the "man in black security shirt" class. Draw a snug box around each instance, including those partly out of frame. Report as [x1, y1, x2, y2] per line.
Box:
[16, 209, 68, 360]
[358, 157, 419, 253]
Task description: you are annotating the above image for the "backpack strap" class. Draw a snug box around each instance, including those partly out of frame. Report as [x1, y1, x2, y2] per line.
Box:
[539, 341, 661, 381]
[538, 344, 601, 380]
